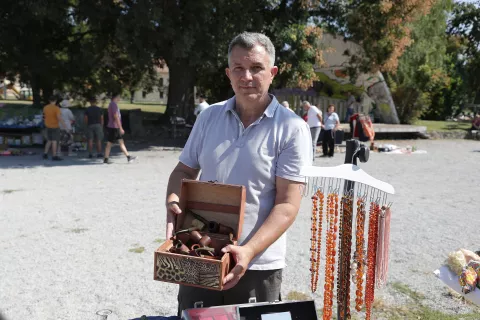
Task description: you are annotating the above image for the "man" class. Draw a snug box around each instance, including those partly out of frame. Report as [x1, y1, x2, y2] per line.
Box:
[281, 101, 295, 113]
[103, 94, 137, 164]
[194, 95, 210, 117]
[84, 97, 104, 159]
[43, 96, 66, 161]
[302, 101, 322, 161]
[165, 32, 312, 315]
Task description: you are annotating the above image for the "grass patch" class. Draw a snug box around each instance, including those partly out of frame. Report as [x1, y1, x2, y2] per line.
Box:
[373, 304, 480, 320]
[153, 238, 165, 243]
[118, 103, 166, 114]
[66, 228, 88, 234]
[286, 291, 310, 301]
[391, 281, 425, 302]
[415, 120, 471, 132]
[129, 246, 145, 253]
[378, 281, 480, 320]
[2, 189, 22, 194]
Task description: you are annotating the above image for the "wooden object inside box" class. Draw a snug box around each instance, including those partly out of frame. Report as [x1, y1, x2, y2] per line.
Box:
[154, 179, 246, 291]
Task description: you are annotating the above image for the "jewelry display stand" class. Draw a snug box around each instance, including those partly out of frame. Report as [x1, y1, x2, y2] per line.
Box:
[300, 139, 395, 320]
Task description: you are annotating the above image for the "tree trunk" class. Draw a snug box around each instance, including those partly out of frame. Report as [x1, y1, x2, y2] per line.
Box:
[31, 75, 42, 107]
[164, 59, 196, 122]
[130, 90, 135, 103]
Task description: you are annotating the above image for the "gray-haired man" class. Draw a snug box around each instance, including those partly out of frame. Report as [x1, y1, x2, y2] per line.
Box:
[164, 31, 312, 314]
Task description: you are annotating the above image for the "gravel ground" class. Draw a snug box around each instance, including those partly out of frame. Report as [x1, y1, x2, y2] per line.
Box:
[1, 139, 479, 319]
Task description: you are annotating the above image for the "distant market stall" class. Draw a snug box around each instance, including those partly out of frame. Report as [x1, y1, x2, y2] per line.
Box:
[0, 103, 44, 148]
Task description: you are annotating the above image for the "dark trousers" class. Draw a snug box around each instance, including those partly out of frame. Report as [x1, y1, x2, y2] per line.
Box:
[322, 129, 335, 156]
[177, 269, 282, 316]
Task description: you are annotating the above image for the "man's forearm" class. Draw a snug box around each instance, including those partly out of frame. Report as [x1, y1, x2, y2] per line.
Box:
[243, 203, 298, 257]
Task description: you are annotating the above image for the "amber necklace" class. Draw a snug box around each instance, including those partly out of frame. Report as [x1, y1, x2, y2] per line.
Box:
[323, 192, 338, 320]
[354, 197, 367, 311]
[314, 189, 325, 291]
[365, 202, 380, 320]
[338, 193, 353, 320]
[310, 189, 324, 292]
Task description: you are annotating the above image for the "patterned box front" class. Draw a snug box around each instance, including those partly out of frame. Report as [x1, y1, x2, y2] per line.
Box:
[156, 253, 221, 288]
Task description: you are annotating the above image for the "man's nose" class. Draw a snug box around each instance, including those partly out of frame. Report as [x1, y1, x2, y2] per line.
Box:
[240, 69, 253, 81]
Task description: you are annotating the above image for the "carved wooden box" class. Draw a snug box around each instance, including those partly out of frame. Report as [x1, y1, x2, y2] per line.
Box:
[154, 179, 246, 291]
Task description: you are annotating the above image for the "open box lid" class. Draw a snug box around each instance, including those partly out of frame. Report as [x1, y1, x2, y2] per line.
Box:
[176, 179, 246, 240]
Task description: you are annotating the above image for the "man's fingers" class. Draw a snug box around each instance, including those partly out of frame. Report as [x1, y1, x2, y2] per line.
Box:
[167, 202, 182, 215]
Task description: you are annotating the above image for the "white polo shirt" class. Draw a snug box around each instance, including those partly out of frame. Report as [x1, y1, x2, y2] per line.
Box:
[179, 94, 312, 270]
[307, 106, 322, 128]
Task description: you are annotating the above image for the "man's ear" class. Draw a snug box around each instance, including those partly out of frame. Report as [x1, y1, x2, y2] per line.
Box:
[225, 68, 231, 81]
[271, 66, 279, 79]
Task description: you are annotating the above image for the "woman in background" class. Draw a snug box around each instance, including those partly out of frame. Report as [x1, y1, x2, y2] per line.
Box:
[322, 104, 340, 157]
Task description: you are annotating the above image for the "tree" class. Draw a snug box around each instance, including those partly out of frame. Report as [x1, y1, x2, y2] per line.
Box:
[121, 0, 326, 118]
[340, 0, 437, 77]
[448, 1, 480, 105]
[0, 1, 77, 105]
[383, 0, 452, 123]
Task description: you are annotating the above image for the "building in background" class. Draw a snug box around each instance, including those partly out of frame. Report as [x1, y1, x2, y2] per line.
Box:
[132, 64, 169, 104]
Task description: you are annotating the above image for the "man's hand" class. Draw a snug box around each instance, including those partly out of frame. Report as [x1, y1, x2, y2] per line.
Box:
[119, 128, 125, 135]
[221, 244, 255, 290]
[166, 201, 182, 239]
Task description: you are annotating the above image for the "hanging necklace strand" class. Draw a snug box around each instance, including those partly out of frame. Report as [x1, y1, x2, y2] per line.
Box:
[310, 191, 319, 292]
[338, 193, 354, 320]
[314, 190, 325, 291]
[354, 198, 366, 311]
[365, 201, 380, 320]
[322, 192, 338, 320]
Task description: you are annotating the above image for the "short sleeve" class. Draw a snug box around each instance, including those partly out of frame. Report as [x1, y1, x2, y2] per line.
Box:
[178, 111, 207, 169]
[276, 123, 313, 182]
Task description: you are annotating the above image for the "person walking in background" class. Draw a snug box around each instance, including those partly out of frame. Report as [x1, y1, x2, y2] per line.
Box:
[194, 95, 210, 117]
[322, 104, 340, 158]
[103, 93, 137, 164]
[281, 101, 295, 113]
[84, 97, 104, 159]
[302, 100, 322, 161]
[57, 99, 76, 157]
[43, 96, 66, 161]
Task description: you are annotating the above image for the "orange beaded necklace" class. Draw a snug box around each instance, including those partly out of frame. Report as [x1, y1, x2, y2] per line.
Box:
[310, 189, 324, 292]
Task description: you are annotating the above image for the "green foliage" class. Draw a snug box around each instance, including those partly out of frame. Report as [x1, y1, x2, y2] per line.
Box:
[384, 0, 453, 123]
[448, 1, 480, 105]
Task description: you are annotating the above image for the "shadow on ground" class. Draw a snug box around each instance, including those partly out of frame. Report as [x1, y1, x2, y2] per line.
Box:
[0, 135, 188, 170]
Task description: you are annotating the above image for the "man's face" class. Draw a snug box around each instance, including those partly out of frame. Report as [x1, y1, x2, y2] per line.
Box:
[226, 44, 278, 102]
[303, 103, 310, 111]
[113, 96, 120, 103]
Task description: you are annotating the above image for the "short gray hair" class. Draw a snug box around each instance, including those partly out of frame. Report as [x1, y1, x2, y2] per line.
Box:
[228, 32, 276, 67]
[302, 101, 311, 106]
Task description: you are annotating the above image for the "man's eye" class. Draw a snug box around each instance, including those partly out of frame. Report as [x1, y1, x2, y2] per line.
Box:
[234, 67, 243, 71]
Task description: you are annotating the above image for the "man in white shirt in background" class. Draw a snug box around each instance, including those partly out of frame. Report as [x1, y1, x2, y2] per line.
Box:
[302, 100, 322, 161]
[194, 95, 210, 117]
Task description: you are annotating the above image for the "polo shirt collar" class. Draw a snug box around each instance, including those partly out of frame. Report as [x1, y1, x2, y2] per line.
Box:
[225, 94, 279, 118]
